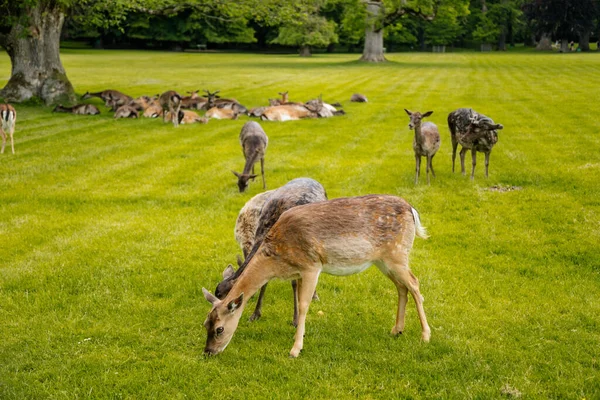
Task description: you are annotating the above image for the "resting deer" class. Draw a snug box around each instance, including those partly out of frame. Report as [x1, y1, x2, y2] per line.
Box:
[351, 93, 368, 102]
[159, 90, 182, 127]
[219, 178, 327, 325]
[305, 97, 345, 117]
[82, 90, 131, 110]
[260, 100, 323, 122]
[129, 96, 154, 111]
[165, 110, 208, 125]
[205, 107, 240, 120]
[143, 101, 163, 118]
[181, 90, 207, 110]
[53, 104, 101, 115]
[232, 121, 268, 192]
[0, 104, 17, 154]
[114, 105, 139, 119]
[202, 194, 431, 357]
[405, 109, 441, 185]
[448, 108, 504, 179]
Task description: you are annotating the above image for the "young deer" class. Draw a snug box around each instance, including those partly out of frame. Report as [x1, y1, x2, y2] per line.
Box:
[218, 178, 327, 325]
[159, 90, 182, 127]
[448, 108, 504, 179]
[0, 104, 17, 154]
[232, 121, 268, 192]
[405, 109, 441, 185]
[53, 104, 101, 115]
[202, 194, 431, 357]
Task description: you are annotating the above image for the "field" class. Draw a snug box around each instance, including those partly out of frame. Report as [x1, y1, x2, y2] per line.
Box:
[1, 50, 599, 399]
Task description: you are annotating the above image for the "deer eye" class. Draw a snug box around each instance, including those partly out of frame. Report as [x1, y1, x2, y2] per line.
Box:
[216, 327, 224, 335]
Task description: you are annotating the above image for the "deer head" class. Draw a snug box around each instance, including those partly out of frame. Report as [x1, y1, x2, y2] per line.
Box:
[204, 89, 221, 108]
[202, 288, 244, 355]
[304, 95, 324, 117]
[405, 109, 433, 130]
[232, 171, 258, 193]
[187, 90, 200, 99]
[278, 91, 289, 103]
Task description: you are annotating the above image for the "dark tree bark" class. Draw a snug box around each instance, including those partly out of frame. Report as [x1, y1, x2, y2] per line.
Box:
[579, 29, 591, 51]
[360, 1, 386, 62]
[0, 3, 76, 105]
[299, 45, 312, 57]
[535, 33, 553, 50]
[560, 38, 569, 52]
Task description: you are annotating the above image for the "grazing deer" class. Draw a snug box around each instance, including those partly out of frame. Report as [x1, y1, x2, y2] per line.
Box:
[232, 121, 268, 192]
[165, 110, 208, 125]
[405, 109, 441, 185]
[234, 190, 275, 258]
[202, 194, 431, 357]
[0, 104, 17, 154]
[159, 90, 182, 127]
[53, 104, 101, 115]
[114, 105, 139, 119]
[351, 93, 368, 103]
[448, 108, 504, 179]
[219, 178, 327, 325]
[82, 90, 131, 110]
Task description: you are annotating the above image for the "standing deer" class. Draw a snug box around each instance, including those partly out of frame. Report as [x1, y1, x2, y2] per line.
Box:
[448, 108, 504, 179]
[202, 194, 431, 357]
[159, 90, 182, 127]
[218, 178, 327, 325]
[405, 109, 441, 185]
[53, 104, 101, 115]
[232, 122, 268, 192]
[0, 104, 17, 154]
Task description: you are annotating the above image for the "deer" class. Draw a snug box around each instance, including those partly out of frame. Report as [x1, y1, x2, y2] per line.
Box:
[128, 96, 155, 111]
[159, 90, 182, 127]
[260, 100, 323, 122]
[181, 90, 208, 110]
[165, 110, 208, 125]
[232, 121, 268, 192]
[405, 109, 441, 185]
[143, 100, 163, 118]
[205, 107, 240, 120]
[218, 178, 327, 326]
[448, 108, 504, 179]
[202, 194, 431, 357]
[52, 104, 101, 115]
[114, 105, 139, 119]
[0, 104, 17, 154]
[305, 97, 345, 117]
[351, 93, 368, 103]
[82, 90, 132, 110]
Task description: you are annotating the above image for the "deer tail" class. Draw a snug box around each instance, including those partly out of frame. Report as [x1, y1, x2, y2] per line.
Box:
[411, 207, 429, 240]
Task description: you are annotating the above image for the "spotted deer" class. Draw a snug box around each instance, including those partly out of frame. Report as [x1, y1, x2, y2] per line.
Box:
[0, 104, 17, 154]
[202, 194, 431, 357]
[448, 108, 504, 179]
[53, 104, 101, 115]
[232, 121, 268, 192]
[405, 110, 441, 185]
[159, 90, 182, 127]
[218, 178, 327, 326]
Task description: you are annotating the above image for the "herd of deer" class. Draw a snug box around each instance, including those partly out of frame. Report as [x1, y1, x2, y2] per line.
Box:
[0, 92, 505, 358]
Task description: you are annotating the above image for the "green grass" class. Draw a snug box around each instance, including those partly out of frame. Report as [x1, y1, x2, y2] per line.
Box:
[1, 50, 599, 399]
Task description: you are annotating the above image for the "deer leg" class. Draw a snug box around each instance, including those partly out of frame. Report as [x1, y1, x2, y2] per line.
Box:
[249, 283, 268, 322]
[1, 130, 6, 154]
[415, 154, 421, 185]
[10, 133, 14, 154]
[174, 102, 181, 128]
[429, 154, 436, 178]
[291, 279, 299, 327]
[289, 271, 320, 358]
[484, 151, 491, 178]
[460, 148, 468, 176]
[451, 139, 458, 173]
[260, 158, 266, 189]
[471, 149, 477, 180]
[426, 155, 431, 185]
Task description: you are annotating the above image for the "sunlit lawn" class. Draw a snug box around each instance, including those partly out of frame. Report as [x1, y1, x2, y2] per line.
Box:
[1, 49, 599, 398]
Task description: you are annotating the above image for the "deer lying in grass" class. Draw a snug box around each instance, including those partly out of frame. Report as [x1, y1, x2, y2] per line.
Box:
[181, 90, 207, 110]
[0, 104, 17, 154]
[219, 178, 327, 325]
[82, 90, 131, 110]
[305, 97, 345, 117]
[405, 109, 441, 185]
[165, 110, 208, 125]
[53, 104, 101, 115]
[448, 108, 504, 179]
[260, 101, 322, 122]
[114, 105, 139, 119]
[129, 96, 155, 111]
[143, 100, 163, 118]
[202, 194, 431, 357]
[232, 121, 268, 192]
[351, 93, 368, 102]
[205, 107, 240, 120]
[159, 90, 182, 127]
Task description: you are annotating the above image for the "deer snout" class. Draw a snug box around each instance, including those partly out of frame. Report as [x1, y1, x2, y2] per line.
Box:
[203, 347, 220, 356]
[408, 123, 415, 130]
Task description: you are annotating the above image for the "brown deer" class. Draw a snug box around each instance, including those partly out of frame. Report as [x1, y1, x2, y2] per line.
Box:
[114, 105, 139, 119]
[405, 109, 441, 185]
[82, 90, 132, 110]
[165, 110, 208, 125]
[218, 178, 327, 325]
[181, 90, 208, 110]
[0, 104, 17, 154]
[448, 108, 504, 179]
[128, 96, 154, 111]
[205, 107, 240, 120]
[53, 104, 101, 115]
[143, 101, 163, 118]
[159, 90, 182, 127]
[202, 194, 431, 357]
[232, 121, 268, 192]
[260, 101, 323, 122]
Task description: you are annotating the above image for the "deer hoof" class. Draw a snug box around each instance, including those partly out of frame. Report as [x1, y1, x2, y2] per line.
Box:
[391, 327, 403, 336]
[249, 313, 261, 322]
[421, 330, 431, 342]
[289, 347, 301, 358]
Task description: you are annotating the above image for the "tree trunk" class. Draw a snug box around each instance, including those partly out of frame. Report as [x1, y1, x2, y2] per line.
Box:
[360, 1, 386, 62]
[560, 39, 569, 53]
[535, 33, 552, 51]
[579, 29, 590, 51]
[0, 3, 75, 105]
[299, 45, 312, 57]
[498, 30, 507, 51]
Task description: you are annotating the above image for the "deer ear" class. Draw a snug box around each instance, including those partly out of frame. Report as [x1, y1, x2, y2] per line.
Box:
[203, 288, 220, 305]
[423, 111, 433, 118]
[404, 109, 412, 116]
[493, 124, 504, 130]
[249, 174, 258, 180]
[232, 171, 241, 178]
[222, 264, 235, 279]
[227, 293, 244, 313]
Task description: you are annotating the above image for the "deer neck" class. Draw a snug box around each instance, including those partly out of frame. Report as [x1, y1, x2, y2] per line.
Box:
[414, 123, 424, 145]
[227, 251, 275, 306]
[242, 149, 261, 175]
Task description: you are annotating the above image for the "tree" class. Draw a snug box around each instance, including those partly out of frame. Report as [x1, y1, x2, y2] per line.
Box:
[271, 10, 337, 56]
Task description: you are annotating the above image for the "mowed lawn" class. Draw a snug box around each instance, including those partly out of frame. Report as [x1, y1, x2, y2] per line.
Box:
[0, 50, 599, 399]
